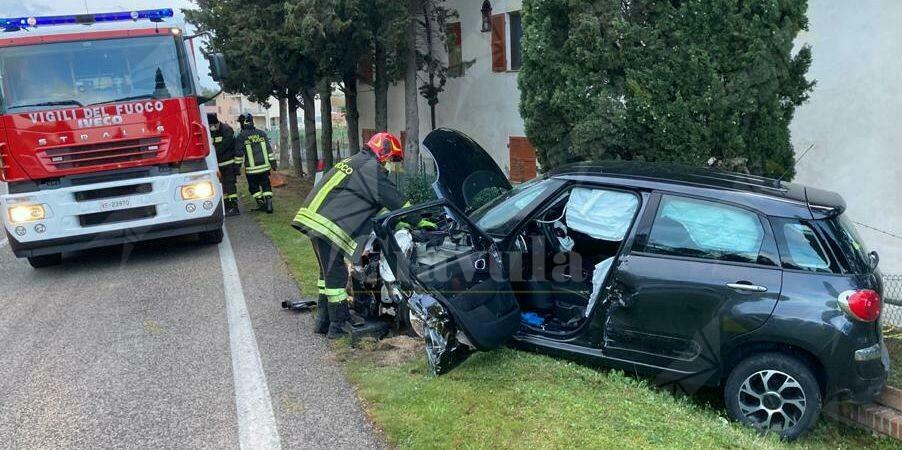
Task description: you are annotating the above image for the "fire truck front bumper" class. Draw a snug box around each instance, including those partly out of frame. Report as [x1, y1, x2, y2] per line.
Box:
[2, 170, 224, 258]
[6, 206, 223, 257]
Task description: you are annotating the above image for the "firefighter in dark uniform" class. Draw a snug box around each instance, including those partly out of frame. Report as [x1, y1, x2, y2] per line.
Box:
[207, 113, 240, 216]
[236, 113, 276, 213]
[292, 132, 434, 339]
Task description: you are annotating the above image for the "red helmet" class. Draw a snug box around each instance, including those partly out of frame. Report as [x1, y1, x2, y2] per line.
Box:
[366, 132, 404, 164]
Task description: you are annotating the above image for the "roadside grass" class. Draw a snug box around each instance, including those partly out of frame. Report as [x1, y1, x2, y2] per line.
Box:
[247, 173, 896, 449]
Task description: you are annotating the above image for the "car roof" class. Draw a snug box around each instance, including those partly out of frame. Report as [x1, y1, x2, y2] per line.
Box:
[548, 161, 845, 220]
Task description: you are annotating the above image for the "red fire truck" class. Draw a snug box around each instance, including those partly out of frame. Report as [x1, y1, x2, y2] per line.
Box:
[0, 9, 228, 267]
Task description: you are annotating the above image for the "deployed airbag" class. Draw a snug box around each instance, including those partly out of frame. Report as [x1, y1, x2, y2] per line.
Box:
[565, 188, 639, 241]
[586, 257, 615, 317]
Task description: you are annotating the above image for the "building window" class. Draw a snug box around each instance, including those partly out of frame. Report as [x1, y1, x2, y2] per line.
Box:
[508, 11, 522, 71]
[447, 22, 463, 77]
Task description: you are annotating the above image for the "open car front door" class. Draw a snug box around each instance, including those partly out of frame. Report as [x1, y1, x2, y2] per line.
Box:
[374, 199, 521, 374]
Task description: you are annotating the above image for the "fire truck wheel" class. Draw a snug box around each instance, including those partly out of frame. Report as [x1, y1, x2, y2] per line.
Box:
[27, 253, 62, 268]
[198, 228, 224, 245]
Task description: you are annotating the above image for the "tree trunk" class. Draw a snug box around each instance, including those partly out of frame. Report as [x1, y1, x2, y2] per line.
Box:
[301, 86, 319, 179]
[404, 0, 421, 173]
[343, 72, 361, 153]
[374, 39, 389, 132]
[288, 95, 302, 177]
[423, 0, 438, 131]
[278, 96, 290, 169]
[319, 82, 334, 169]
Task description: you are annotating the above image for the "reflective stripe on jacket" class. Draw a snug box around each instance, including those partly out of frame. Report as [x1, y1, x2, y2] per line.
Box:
[236, 129, 276, 174]
[292, 150, 407, 256]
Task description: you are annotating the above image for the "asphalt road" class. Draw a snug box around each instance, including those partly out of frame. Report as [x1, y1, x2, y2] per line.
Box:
[0, 211, 384, 449]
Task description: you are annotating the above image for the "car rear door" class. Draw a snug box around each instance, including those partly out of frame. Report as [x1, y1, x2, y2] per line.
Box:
[603, 193, 783, 381]
[374, 199, 521, 374]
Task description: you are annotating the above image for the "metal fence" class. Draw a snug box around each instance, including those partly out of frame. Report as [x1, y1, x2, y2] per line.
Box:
[884, 274, 902, 328]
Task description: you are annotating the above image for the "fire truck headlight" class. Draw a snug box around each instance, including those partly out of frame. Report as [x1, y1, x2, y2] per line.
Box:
[180, 181, 215, 200]
[8, 204, 45, 224]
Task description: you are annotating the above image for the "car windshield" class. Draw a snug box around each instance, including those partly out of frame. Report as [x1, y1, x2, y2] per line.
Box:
[0, 35, 192, 113]
[470, 178, 561, 235]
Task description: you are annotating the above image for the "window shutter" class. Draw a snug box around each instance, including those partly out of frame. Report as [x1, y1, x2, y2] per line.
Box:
[491, 14, 506, 72]
[509, 136, 537, 182]
[447, 22, 463, 77]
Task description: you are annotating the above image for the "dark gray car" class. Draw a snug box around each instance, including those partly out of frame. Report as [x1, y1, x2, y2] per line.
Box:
[375, 129, 888, 440]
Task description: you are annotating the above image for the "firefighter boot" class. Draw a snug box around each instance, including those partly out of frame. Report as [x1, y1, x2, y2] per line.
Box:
[254, 196, 267, 212]
[313, 295, 329, 334]
[326, 301, 351, 340]
[264, 196, 274, 214]
[225, 198, 241, 217]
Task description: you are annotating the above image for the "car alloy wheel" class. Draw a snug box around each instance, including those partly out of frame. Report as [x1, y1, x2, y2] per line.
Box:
[737, 369, 807, 432]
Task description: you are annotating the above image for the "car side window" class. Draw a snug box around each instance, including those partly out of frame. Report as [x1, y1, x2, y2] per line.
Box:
[645, 195, 764, 264]
[772, 219, 833, 273]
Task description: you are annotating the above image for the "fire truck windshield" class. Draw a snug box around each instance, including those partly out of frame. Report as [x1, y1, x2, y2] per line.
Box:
[0, 35, 193, 114]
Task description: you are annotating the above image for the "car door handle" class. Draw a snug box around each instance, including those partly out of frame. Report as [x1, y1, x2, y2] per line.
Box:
[726, 282, 768, 293]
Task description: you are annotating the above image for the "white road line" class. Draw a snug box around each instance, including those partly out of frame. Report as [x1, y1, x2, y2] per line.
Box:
[219, 229, 282, 450]
[0, 237, 7, 248]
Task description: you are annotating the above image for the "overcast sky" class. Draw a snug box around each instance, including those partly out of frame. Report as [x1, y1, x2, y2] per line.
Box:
[0, 0, 217, 89]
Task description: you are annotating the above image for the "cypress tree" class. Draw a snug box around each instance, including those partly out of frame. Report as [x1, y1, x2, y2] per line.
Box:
[519, 0, 814, 178]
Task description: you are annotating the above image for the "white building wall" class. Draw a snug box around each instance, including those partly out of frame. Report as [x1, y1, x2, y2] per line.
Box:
[791, 0, 902, 273]
[357, 0, 525, 175]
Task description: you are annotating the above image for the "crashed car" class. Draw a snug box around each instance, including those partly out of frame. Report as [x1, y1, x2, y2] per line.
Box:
[374, 129, 888, 439]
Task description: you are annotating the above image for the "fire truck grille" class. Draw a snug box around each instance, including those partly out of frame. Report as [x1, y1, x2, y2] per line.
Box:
[41, 138, 164, 170]
[79, 206, 158, 227]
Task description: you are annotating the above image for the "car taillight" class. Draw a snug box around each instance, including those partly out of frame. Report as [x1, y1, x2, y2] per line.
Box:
[838, 289, 881, 322]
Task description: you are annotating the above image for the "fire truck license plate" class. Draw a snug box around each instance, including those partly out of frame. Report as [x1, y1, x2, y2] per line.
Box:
[99, 199, 131, 211]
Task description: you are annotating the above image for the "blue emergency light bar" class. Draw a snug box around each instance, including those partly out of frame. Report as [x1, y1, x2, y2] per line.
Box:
[1, 8, 174, 32]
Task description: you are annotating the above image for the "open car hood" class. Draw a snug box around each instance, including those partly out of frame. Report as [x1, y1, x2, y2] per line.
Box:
[422, 128, 512, 212]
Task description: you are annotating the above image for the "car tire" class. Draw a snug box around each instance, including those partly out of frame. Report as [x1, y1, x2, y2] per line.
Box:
[724, 352, 821, 440]
[27, 253, 62, 268]
[198, 228, 224, 245]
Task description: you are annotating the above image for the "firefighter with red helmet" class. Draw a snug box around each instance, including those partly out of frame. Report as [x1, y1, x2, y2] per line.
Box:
[236, 113, 276, 213]
[292, 132, 432, 338]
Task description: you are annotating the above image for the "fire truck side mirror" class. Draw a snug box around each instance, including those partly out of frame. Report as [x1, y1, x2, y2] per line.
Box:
[207, 53, 229, 82]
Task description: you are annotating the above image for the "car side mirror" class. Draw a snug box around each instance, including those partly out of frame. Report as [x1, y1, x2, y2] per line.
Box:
[869, 251, 880, 271]
[206, 52, 229, 82]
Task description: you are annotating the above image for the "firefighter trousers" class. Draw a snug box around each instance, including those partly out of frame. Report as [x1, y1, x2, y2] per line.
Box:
[221, 164, 238, 201]
[311, 237, 349, 303]
[246, 172, 273, 203]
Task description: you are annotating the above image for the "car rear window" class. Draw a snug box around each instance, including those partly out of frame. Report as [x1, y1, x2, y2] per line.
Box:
[823, 215, 872, 274]
[773, 221, 832, 272]
[646, 195, 764, 264]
